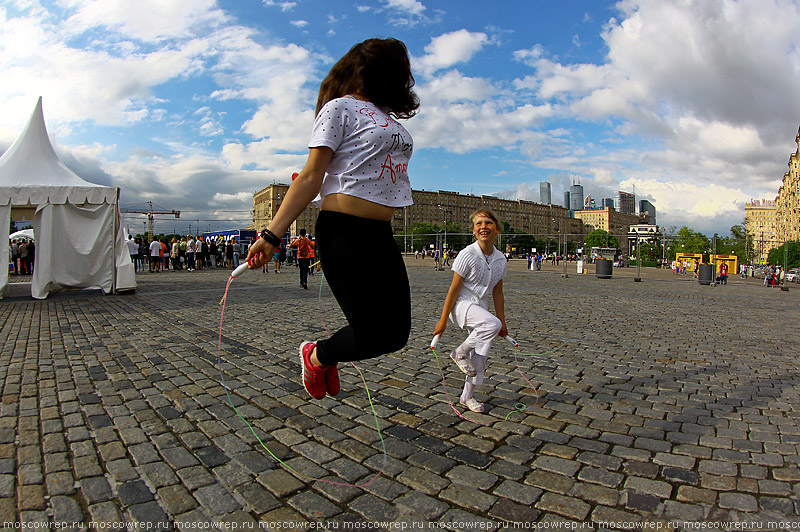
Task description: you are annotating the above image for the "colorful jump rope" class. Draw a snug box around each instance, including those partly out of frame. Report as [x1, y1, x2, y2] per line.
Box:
[219, 259, 571, 484]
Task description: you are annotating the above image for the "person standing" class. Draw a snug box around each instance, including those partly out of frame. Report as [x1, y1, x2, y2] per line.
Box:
[247, 38, 418, 400]
[171, 238, 180, 271]
[433, 209, 508, 413]
[186, 235, 195, 271]
[272, 238, 282, 273]
[195, 237, 204, 270]
[10, 240, 18, 275]
[149, 238, 161, 272]
[719, 262, 728, 285]
[232, 238, 240, 269]
[26, 239, 35, 274]
[126, 235, 139, 271]
[290, 229, 314, 289]
[18, 240, 28, 275]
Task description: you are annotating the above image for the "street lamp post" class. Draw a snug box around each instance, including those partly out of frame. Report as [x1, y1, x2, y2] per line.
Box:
[634, 233, 642, 282]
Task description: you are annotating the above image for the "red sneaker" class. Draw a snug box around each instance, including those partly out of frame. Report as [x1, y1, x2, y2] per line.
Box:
[300, 342, 326, 399]
[325, 363, 340, 396]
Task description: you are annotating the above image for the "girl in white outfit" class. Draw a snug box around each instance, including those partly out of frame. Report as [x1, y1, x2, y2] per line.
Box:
[434, 209, 508, 413]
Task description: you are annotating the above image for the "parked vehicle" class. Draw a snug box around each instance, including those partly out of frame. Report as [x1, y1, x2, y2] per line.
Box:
[786, 268, 799, 283]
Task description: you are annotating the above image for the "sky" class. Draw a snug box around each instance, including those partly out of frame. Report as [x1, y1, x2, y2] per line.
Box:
[2, 0, 800, 237]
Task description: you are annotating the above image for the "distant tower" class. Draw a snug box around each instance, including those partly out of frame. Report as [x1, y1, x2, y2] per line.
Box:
[618, 191, 636, 214]
[539, 182, 552, 204]
[639, 199, 656, 224]
[563, 191, 571, 210]
[602, 198, 615, 209]
[569, 178, 584, 212]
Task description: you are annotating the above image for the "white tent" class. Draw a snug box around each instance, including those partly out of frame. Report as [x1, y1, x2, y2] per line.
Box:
[0, 98, 136, 299]
[9, 228, 34, 240]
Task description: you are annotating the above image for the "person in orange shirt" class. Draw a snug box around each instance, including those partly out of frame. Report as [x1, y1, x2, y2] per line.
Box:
[290, 229, 315, 289]
[159, 238, 168, 271]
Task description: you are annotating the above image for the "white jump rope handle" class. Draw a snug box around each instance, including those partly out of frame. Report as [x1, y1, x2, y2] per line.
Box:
[505, 335, 518, 347]
[430, 334, 440, 350]
[230, 262, 251, 278]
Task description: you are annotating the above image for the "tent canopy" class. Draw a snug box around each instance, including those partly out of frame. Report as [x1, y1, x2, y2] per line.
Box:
[0, 98, 116, 206]
[0, 97, 135, 299]
[9, 228, 34, 240]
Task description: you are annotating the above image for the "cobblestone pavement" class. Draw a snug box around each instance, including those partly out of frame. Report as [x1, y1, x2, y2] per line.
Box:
[1, 259, 799, 530]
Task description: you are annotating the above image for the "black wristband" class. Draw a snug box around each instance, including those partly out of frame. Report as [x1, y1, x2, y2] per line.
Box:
[260, 229, 281, 247]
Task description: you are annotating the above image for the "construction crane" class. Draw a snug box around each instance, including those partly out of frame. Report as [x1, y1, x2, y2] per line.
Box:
[120, 201, 180, 240]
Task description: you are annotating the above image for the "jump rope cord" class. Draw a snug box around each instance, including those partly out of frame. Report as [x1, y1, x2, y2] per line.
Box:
[217, 273, 386, 488]
[430, 339, 574, 424]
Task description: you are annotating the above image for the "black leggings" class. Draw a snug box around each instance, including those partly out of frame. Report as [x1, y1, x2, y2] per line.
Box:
[314, 211, 411, 365]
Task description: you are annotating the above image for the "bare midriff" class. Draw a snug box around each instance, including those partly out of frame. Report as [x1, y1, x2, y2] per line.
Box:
[321, 193, 395, 221]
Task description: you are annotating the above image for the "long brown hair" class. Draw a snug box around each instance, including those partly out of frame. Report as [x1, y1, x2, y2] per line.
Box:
[315, 38, 420, 119]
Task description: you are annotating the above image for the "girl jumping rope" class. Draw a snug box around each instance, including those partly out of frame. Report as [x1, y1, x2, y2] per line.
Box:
[246, 38, 419, 400]
[433, 209, 508, 413]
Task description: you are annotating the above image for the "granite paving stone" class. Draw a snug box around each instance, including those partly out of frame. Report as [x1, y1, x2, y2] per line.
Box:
[3, 262, 800, 525]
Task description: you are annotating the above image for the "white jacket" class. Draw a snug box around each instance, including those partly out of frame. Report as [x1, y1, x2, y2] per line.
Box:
[450, 241, 506, 328]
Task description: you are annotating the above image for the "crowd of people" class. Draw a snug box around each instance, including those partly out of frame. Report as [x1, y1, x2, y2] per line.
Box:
[123, 233, 317, 283]
[8, 238, 35, 275]
[125, 235, 248, 273]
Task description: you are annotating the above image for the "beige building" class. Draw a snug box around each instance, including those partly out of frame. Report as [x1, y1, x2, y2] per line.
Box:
[744, 125, 800, 263]
[251, 184, 321, 237]
[252, 185, 642, 252]
[252, 185, 575, 240]
[573, 206, 642, 246]
[775, 128, 800, 244]
[745, 200, 778, 263]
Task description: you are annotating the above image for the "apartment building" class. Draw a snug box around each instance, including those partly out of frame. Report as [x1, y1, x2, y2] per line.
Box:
[252, 185, 578, 243]
[745, 200, 778, 263]
[573, 206, 642, 246]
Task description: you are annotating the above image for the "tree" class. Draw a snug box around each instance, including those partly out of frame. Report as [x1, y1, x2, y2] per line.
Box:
[768, 241, 800, 269]
[409, 222, 439, 251]
[584, 229, 619, 249]
[675, 226, 710, 255]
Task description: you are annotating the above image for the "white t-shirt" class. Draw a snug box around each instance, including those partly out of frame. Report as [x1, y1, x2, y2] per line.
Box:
[149, 241, 161, 257]
[126, 239, 138, 255]
[309, 96, 414, 208]
[187, 239, 195, 253]
[450, 242, 507, 329]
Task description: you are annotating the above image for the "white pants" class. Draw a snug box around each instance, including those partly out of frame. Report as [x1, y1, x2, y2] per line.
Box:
[457, 304, 502, 386]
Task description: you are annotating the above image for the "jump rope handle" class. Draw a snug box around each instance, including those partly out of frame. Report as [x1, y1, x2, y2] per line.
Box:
[505, 335, 518, 347]
[230, 253, 264, 278]
[430, 334, 440, 350]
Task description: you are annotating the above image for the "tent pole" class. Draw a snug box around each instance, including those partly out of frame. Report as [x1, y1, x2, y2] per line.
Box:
[112, 189, 118, 294]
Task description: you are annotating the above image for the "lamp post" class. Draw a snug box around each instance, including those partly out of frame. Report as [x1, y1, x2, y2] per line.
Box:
[634, 233, 642, 282]
[562, 224, 568, 278]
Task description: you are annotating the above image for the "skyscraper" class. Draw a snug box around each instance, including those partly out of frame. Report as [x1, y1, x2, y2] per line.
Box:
[570, 182, 584, 212]
[563, 191, 571, 210]
[602, 198, 615, 209]
[639, 200, 656, 224]
[539, 182, 551, 204]
[618, 191, 635, 214]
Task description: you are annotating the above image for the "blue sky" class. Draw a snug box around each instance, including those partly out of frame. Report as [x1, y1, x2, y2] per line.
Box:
[2, 0, 800, 236]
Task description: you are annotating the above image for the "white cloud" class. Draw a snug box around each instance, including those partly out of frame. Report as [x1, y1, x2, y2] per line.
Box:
[262, 0, 297, 12]
[290, 20, 308, 27]
[415, 30, 489, 75]
[64, 0, 227, 42]
[385, 0, 425, 16]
